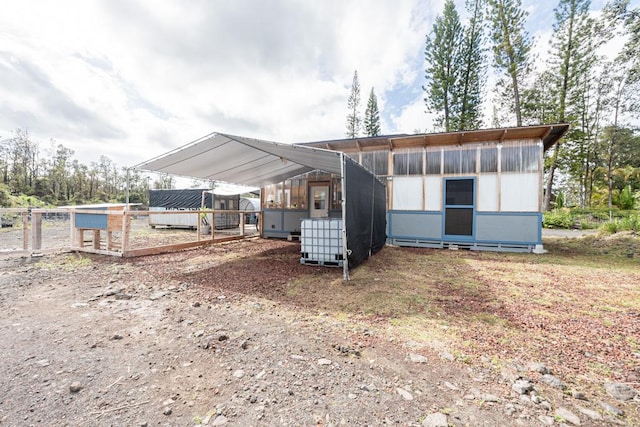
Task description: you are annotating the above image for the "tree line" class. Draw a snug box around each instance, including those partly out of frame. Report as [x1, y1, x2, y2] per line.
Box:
[425, 0, 639, 210]
[347, 0, 639, 211]
[0, 129, 175, 207]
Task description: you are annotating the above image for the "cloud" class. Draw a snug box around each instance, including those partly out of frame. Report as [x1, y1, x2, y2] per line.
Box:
[3, 0, 625, 173]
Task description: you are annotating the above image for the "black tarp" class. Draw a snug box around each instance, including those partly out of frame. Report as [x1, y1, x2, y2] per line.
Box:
[344, 156, 387, 268]
[149, 189, 213, 209]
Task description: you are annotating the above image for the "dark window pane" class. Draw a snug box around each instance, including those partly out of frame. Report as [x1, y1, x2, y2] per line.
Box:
[445, 208, 473, 236]
[426, 151, 441, 174]
[374, 151, 389, 175]
[461, 149, 476, 173]
[362, 151, 389, 175]
[394, 151, 422, 175]
[443, 150, 460, 174]
[445, 179, 474, 206]
[481, 147, 498, 172]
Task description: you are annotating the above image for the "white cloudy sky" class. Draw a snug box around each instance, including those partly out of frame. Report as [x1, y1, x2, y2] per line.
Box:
[0, 0, 627, 167]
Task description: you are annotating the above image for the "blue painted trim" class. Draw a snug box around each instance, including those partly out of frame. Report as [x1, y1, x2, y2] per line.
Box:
[390, 210, 442, 215]
[475, 238, 539, 245]
[389, 233, 443, 240]
[475, 211, 540, 216]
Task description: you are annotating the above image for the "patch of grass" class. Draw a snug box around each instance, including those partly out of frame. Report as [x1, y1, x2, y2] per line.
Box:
[37, 254, 93, 270]
[472, 313, 508, 326]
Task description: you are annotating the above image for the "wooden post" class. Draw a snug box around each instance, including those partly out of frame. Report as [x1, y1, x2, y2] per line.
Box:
[70, 209, 76, 248]
[93, 230, 101, 249]
[121, 211, 131, 253]
[196, 210, 202, 241]
[22, 211, 29, 251]
[32, 211, 42, 251]
[240, 212, 245, 236]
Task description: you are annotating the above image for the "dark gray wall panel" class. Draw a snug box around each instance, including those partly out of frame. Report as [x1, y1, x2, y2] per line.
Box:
[475, 214, 539, 243]
[283, 211, 308, 232]
[389, 212, 442, 239]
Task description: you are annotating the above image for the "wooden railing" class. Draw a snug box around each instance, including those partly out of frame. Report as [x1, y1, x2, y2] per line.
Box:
[0, 208, 261, 257]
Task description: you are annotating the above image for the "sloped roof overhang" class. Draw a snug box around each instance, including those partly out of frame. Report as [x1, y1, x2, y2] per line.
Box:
[298, 124, 570, 152]
[134, 133, 343, 186]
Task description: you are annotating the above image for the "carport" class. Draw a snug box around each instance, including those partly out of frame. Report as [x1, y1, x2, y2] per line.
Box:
[134, 132, 386, 280]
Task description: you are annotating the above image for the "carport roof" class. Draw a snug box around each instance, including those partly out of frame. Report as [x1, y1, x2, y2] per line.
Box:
[134, 133, 343, 187]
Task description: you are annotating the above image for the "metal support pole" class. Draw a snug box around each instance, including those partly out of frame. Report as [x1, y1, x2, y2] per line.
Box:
[340, 154, 349, 282]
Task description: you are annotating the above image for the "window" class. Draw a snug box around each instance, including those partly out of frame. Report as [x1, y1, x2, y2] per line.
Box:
[501, 143, 540, 172]
[443, 148, 476, 174]
[393, 150, 422, 175]
[445, 179, 474, 206]
[361, 150, 389, 175]
[331, 178, 342, 210]
[287, 178, 307, 209]
[480, 147, 498, 172]
[426, 149, 441, 175]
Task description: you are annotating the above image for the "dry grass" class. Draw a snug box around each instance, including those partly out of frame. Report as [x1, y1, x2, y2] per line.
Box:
[281, 234, 640, 388]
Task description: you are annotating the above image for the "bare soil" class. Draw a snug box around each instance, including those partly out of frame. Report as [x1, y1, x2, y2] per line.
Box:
[0, 235, 638, 426]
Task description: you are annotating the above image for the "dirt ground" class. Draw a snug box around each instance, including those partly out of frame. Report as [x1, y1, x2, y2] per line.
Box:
[0, 235, 637, 426]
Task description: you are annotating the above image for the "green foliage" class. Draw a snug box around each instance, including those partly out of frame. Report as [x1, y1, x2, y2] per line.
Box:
[363, 88, 381, 137]
[1, 129, 155, 207]
[457, 0, 486, 130]
[0, 183, 9, 207]
[423, 0, 463, 131]
[619, 185, 636, 209]
[543, 207, 640, 230]
[543, 209, 574, 229]
[556, 190, 565, 209]
[423, 0, 485, 131]
[600, 214, 640, 234]
[487, 0, 532, 126]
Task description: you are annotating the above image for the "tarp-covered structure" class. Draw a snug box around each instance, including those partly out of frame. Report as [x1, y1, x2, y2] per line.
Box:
[135, 132, 386, 279]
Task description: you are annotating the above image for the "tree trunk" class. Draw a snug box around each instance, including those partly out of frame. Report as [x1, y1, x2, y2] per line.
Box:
[543, 145, 560, 211]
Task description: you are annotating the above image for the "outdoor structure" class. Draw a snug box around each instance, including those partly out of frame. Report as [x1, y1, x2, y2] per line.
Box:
[239, 197, 260, 225]
[299, 124, 569, 253]
[135, 133, 387, 279]
[149, 189, 240, 230]
[71, 203, 130, 251]
[134, 125, 568, 271]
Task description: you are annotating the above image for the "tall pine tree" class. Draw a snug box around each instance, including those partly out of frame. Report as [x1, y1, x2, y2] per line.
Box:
[543, 0, 595, 210]
[363, 88, 381, 137]
[424, 0, 485, 131]
[457, 0, 486, 130]
[346, 70, 362, 138]
[488, 0, 532, 126]
[423, 0, 463, 131]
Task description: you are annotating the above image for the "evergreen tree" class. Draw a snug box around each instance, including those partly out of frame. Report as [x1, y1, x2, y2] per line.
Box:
[424, 0, 485, 131]
[363, 88, 382, 137]
[543, 0, 597, 211]
[457, 0, 486, 130]
[488, 0, 532, 126]
[423, 0, 463, 131]
[345, 70, 362, 138]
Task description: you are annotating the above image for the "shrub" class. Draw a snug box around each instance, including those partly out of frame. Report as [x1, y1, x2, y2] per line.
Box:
[600, 214, 640, 234]
[619, 185, 636, 210]
[543, 209, 574, 229]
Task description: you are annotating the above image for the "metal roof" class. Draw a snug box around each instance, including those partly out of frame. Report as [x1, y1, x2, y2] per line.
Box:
[298, 124, 570, 152]
[134, 132, 343, 186]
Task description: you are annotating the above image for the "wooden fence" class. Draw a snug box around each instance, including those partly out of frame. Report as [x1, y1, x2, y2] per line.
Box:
[0, 208, 261, 257]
